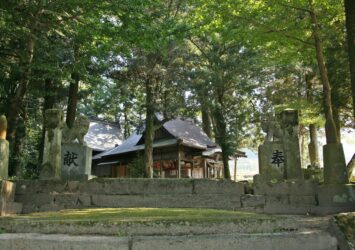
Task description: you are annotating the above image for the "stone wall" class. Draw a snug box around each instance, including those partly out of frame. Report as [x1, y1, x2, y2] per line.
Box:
[12, 178, 355, 215]
[15, 179, 245, 213]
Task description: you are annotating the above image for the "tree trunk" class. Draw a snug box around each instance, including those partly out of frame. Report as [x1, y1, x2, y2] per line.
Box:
[9, 116, 26, 177]
[333, 106, 341, 140]
[201, 107, 213, 138]
[6, 37, 34, 143]
[305, 73, 320, 167]
[308, 0, 339, 144]
[299, 124, 306, 167]
[123, 101, 130, 139]
[66, 72, 79, 128]
[144, 78, 155, 178]
[66, 44, 80, 128]
[212, 106, 231, 179]
[308, 124, 320, 167]
[38, 78, 58, 167]
[344, 0, 355, 118]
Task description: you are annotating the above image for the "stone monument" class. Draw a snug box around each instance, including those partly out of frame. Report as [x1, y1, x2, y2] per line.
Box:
[323, 143, 348, 185]
[258, 113, 284, 180]
[280, 109, 303, 179]
[40, 109, 64, 180]
[257, 109, 303, 181]
[0, 115, 9, 179]
[61, 115, 92, 180]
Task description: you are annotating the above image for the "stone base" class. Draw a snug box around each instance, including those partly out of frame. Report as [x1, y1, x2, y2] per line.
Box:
[61, 143, 92, 181]
[0, 139, 9, 179]
[0, 180, 16, 202]
[323, 143, 348, 184]
[241, 194, 265, 208]
[40, 126, 62, 180]
[317, 184, 355, 209]
[0, 202, 23, 216]
[253, 176, 317, 196]
[258, 143, 284, 180]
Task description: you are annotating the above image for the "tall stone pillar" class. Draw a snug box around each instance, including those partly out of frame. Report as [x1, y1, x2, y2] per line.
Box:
[61, 115, 92, 181]
[40, 109, 64, 180]
[323, 143, 348, 184]
[280, 109, 303, 179]
[0, 115, 9, 179]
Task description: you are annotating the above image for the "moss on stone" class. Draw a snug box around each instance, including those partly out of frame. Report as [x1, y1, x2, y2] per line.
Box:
[335, 212, 355, 245]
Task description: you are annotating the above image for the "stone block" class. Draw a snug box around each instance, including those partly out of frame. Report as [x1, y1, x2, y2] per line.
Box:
[263, 203, 315, 215]
[22, 204, 39, 214]
[0, 139, 9, 179]
[0, 201, 23, 215]
[266, 194, 289, 205]
[78, 179, 107, 194]
[66, 181, 80, 192]
[90, 193, 241, 210]
[80, 179, 195, 195]
[100, 179, 146, 195]
[317, 184, 355, 208]
[310, 206, 355, 215]
[289, 195, 316, 206]
[53, 194, 91, 207]
[145, 179, 194, 195]
[132, 232, 337, 250]
[0, 234, 129, 250]
[323, 143, 348, 184]
[15, 180, 67, 194]
[38, 203, 64, 212]
[241, 194, 265, 208]
[254, 179, 317, 196]
[91, 194, 145, 208]
[61, 143, 92, 181]
[0, 180, 15, 202]
[15, 193, 54, 207]
[280, 109, 303, 180]
[193, 179, 244, 195]
[258, 142, 284, 180]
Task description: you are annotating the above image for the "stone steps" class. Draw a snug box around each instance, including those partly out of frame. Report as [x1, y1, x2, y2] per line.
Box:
[0, 231, 338, 250]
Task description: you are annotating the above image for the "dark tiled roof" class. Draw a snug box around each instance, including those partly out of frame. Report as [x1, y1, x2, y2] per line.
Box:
[84, 121, 122, 151]
[163, 118, 217, 148]
[95, 133, 142, 159]
[95, 118, 218, 160]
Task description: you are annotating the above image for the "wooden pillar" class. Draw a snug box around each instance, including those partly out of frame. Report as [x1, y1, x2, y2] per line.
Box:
[191, 160, 194, 178]
[203, 160, 206, 178]
[160, 150, 163, 178]
[177, 146, 181, 179]
[234, 158, 237, 181]
[159, 160, 163, 178]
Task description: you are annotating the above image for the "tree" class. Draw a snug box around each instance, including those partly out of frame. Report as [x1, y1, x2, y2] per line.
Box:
[344, 0, 355, 118]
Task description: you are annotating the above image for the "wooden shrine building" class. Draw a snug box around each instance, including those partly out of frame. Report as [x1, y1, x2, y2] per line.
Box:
[92, 117, 246, 179]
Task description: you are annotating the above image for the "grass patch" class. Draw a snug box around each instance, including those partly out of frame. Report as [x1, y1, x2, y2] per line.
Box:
[0, 208, 279, 225]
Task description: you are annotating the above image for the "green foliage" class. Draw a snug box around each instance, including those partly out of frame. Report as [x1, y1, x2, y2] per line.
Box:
[0, 0, 352, 177]
[127, 153, 147, 178]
